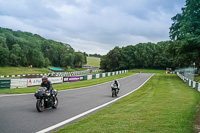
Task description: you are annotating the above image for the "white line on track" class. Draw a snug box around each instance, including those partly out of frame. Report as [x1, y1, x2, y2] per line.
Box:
[36, 74, 154, 133]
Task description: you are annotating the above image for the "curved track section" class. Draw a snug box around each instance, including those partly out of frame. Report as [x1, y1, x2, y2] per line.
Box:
[0, 73, 153, 133]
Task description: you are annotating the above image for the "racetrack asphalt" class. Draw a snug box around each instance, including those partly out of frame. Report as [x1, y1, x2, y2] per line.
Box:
[0, 73, 153, 133]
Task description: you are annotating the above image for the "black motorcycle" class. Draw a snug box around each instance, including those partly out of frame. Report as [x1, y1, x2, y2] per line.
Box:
[111, 83, 119, 97]
[34, 87, 58, 112]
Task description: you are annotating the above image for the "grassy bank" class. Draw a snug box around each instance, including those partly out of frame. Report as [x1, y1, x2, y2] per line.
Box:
[54, 74, 200, 133]
[0, 71, 135, 94]
[86, 57, 100, 67]
[0, 67, 88, 77]
[0, 67, 51, 76]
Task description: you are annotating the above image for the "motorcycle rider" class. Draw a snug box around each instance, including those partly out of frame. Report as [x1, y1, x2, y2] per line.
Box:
[41, 76, 54, 96]
[113, 79, 120, 89]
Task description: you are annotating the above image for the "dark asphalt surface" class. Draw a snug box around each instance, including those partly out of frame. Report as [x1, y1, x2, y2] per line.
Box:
[0, 73, 153, 133]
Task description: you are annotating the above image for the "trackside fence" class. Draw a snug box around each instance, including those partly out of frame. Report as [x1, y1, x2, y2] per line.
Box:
[177, 72, 200, 91]
[0, 70, 128, 89]
[82, 70, 128, 80]
[0, 70, 90, 78]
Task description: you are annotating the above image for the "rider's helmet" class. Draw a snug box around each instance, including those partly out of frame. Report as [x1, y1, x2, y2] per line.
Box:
[114, 79, 117, 82]
[42, 76, 48, 84]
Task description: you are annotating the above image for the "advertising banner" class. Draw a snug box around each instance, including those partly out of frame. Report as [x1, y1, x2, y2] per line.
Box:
[28, 78, 42, 86]
[63, 76, 83, 82]
[48, 77, 63, 84]
[11, 79, 28, 88]
[28, 77, 63, 86]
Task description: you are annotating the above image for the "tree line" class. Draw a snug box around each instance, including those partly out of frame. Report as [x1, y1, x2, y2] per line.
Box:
[0, 28, 87, 68]
[88, 53, 102, 58]
[100, 41, 174, 71]
[101, 0, 200, 72]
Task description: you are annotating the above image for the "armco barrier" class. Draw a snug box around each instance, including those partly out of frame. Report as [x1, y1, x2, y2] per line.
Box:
[96, 74, 100, 78]
[83, 70, 128, 80]
[88, 75, 92, 80]
[0, 70, 90, 78]
[177, 72, 200, 91]
[92, 74, 96, 79]
[0, 79, 11, 89]
[83, 75, 87, 80]
[100, 73, 102, 78]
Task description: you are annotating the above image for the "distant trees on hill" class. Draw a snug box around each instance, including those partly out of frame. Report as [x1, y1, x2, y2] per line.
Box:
[88, 53, 102, 58]
[100, 41, 174, 71]
[0, 28, 86, 68]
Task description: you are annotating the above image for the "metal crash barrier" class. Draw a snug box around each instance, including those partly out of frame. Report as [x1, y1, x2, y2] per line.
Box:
[0, 79, 11, 89]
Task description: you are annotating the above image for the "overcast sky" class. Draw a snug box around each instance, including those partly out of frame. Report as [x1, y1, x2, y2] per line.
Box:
[0, 0, 185, 55]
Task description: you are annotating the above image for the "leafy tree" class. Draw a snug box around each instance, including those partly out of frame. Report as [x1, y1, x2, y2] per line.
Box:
[44, 58, 51, 67]
[9, 44, 22, 66]
[100, 46, 121, 71]
[169, 0, 200, 72]
[0, 35, 9, 66]
[120, 45, 136, 69]
[74, 52, 85, 67]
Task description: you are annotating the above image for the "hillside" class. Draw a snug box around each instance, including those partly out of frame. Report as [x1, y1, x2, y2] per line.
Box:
[86, 56, 100, 68]
[0, 27, 86, 68]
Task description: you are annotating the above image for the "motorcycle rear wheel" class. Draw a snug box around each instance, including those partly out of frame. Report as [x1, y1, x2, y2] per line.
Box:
[36, 99, 45, 112]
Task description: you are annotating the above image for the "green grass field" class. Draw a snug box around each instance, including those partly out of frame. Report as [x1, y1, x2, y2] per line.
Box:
[0, 67, 51, 76]
[0, 67, 88, 77]
[54, 74, 200, 133]
[86, 56, 100, 67]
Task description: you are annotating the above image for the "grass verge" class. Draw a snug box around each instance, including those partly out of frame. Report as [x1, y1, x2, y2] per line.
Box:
[130, 69, 166, 74]
[0, 71, 135, 94]
[54, 74, 200, 133]
[195, 75, 200, 83]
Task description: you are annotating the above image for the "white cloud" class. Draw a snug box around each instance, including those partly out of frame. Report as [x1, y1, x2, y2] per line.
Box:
[0, 0, 186, 54]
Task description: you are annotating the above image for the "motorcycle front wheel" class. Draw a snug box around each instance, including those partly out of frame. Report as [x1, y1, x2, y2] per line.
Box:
[112, 90, 116, 97]
[116, 89, 119, 96]
[36, 99, 45, 112]
[52, 97, 58, 109]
